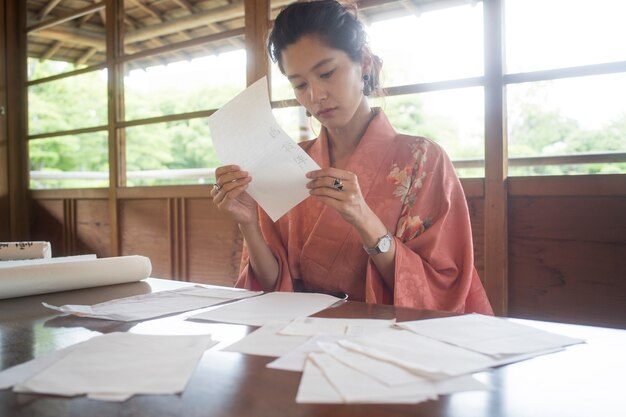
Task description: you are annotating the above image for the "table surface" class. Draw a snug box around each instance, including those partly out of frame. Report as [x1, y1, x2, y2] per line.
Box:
[1, 278, 625, 417]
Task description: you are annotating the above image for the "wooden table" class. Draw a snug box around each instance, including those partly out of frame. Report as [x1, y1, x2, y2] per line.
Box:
[1, 278, 625, 417]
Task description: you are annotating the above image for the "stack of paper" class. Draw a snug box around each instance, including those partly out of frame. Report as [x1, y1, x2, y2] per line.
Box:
[285, 314, 585, 404]
[43, 285, 262, 321]
[1, 332, 217, 401]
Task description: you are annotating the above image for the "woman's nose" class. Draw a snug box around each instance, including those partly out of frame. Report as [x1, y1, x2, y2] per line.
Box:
[309, 80, 327, 102]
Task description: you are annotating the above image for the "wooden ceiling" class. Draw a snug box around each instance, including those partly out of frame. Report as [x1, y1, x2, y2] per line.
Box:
[26, 0, 474, 71]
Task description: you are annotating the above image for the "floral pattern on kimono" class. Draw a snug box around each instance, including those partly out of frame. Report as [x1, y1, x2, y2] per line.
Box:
[236, 109, 493, 315]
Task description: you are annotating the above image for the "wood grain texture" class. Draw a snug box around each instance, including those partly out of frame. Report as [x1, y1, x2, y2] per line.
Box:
[185, 198, 243, 287]
[468, 197, 485, 283]
[508, 196, 626, 328]
[75, 199, 111, 257]
[119, 199, 172, 279]
[30, 199, 65, 256]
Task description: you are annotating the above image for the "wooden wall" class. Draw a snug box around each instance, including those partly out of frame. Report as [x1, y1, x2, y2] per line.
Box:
[30, 176, 626, 329]
[508, 178, 626, 329]
[31, 188, 243, 288]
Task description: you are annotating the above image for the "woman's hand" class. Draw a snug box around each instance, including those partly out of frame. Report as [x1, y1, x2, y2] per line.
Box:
[306, 168, 373, 228]
[211, 165, 258, 225]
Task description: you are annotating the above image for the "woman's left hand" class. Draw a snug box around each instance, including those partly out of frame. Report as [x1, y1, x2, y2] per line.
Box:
[306, 168, 372, 227]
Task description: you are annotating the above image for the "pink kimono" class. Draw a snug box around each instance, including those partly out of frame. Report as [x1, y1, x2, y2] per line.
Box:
[236, 109, 493, 315]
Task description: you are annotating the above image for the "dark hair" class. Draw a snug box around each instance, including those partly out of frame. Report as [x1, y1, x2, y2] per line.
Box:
[268, 0, 382, 95]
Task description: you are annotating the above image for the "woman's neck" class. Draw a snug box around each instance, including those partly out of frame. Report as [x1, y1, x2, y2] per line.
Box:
[326, 101, 375, 168]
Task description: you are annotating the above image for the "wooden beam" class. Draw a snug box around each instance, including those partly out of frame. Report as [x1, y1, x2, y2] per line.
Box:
[28, 2, 106, 33]
[172, 0, 197, 14]
[125, 1, 245, 44]
[106, 0, 125, 256]
[0, 0, 8, 240]
[5, 0, 29, 239]
[483, 0, 508, 316]
[127, 0, 164, 21]
[37, 0, 63, 21]
[244, 0, 270, 86]
[76, 47, 98, 65]
[509, 175, 626, 197]
[41, 40, 63, 60]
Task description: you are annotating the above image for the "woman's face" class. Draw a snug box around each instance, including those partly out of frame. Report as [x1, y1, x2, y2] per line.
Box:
[280, 35, 366, 130]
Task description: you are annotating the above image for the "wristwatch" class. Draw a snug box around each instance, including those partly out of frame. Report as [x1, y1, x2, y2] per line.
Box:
[363, 232, 393, 256]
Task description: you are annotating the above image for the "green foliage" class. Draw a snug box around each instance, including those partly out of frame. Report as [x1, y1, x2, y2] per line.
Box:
[27, 57, 626, 190]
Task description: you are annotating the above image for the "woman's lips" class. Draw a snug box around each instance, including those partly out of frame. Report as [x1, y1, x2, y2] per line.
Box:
[316, 107, 337, 118]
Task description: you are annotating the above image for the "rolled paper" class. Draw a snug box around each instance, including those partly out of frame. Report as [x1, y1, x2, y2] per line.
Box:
[0, 241, 52, 261]
[0, 255, 152, 300]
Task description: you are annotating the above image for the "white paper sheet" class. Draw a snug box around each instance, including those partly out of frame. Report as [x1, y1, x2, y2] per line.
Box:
[296, 359, 345, 404]
[318, 341, 430, 386]
[310, 352, 438, 403]
[222, 321, 311, 357]
[188, 291, 341, 326]
[267, 334, 343, 371]
[43, 285, 262, 322]
[207, 77, 320, 222]
[298, 352, 486, 404]
[338, 329, 497, 377]
[13, 332, 216, 400]
[0, 241, 51, 260]
[0, 255, 152, 299]
[0, 344, 80, 390]
[278, 317, 396, 337]
[397, 314, 585, 357]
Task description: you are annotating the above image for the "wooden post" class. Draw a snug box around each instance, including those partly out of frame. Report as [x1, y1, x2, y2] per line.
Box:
[483, 0, 508, 316]
[106, 0, 125, 256]
[244, 0, 270, 86]
[5, 0, 29, 240]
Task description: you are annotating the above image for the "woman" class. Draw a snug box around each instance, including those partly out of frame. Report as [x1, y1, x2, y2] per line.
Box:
[211, 0, 493, 314]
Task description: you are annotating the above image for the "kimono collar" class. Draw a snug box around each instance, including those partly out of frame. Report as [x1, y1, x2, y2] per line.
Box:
[308, 108, 397, 199]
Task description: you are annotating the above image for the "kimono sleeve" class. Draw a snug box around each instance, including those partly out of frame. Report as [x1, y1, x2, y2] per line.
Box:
[234, 207, 294, 292]
[364, 141, 493, 314]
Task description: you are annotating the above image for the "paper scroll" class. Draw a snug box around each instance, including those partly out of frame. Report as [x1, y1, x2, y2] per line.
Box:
[0, 241, 52, 261]
[0, 255, 152, 300]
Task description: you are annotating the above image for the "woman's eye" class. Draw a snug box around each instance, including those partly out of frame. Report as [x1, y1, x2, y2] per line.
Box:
[293, 83, 306, 90]
[320, 70, 335, 79]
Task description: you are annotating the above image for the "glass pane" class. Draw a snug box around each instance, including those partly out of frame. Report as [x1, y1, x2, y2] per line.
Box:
[272, 106, 315, 142]
[368, 2, 483, 87]
[125, 119, 218, 187]
[27, 1, 106, 80]
[124, 48, 246, 121]
[271, 61, 295, 102]
[28, 69, 108, 135]
[29, 132, 109, 189]
[505, 0, 626, 73]
[507, 72, 626, 176]
[269, 1, 483, 99]
[372, 88, 485, 178]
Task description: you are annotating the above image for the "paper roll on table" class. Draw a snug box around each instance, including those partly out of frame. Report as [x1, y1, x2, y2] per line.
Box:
[0, 255, 152, 300]
[0, 241, 52, 261]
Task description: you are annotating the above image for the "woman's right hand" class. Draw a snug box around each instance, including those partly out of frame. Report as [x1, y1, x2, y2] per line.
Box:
[211, 165, 258, 225]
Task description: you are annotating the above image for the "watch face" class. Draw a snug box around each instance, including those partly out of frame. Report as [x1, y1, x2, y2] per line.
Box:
[378, 234, 392, 253]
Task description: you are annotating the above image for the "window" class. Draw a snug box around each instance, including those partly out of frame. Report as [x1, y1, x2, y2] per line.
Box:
[26, 1, 108, 189]
[269, 0, 485, 177]
[504, 0, 626, 175]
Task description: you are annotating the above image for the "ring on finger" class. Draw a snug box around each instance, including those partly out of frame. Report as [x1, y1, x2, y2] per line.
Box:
[213, 183, 222, 192]
[332, 178, 344, 191]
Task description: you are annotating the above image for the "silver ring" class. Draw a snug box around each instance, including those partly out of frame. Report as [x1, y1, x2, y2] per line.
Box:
[332, 178, 344, 191]
[213, 183, 222, 192]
